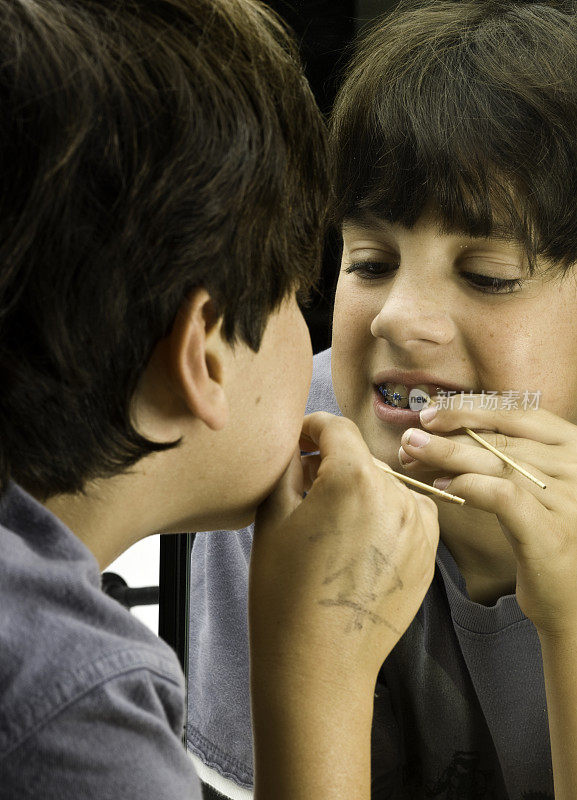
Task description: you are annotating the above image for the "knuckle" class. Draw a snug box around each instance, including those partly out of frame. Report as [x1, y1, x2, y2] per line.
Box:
[499, 460, 516, 480]
[456, 474, 476, 496]
[492, 432, 509, 452]
[306, 410, 328, 427]
[443, 437, 459, 459]
[495, 405, 522, 428]
[416, 494, 439, 521]
[494, 477, 519, 505]
[330, 458, 373, 493]
[380, 489, 414, 531]
[352, 460, 375, 487]
[477, 430, 509, 453]
[336, 415, 360, 434]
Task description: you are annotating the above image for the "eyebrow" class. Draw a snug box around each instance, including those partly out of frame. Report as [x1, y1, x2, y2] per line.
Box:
[342, 212, 521, 245]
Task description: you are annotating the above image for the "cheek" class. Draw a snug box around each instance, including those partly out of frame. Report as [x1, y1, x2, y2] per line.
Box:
[533, 288, 577, 420]
[331, 283, 376, 414]
[523, 336, 577, 421]
[466, 313, 577, 417]
[272, 309, 312, 441]
[332, 281, 376, 353]
[288, 309, 313, 407]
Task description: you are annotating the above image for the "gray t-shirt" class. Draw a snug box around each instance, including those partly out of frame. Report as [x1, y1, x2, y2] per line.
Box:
[0, 482, 200, 799]
[187, 348, 555, 799]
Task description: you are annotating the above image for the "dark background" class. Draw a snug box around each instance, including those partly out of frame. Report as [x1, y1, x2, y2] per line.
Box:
[265, 0, 398, 353]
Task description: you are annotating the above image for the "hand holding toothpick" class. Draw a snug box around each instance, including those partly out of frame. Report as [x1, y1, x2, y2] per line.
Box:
[393, 394, 577, 638]
[372, 457, 466, 504]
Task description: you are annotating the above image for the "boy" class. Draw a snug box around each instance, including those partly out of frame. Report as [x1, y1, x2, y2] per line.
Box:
[188, 1, 577, 797]
[0, 1, 439, 798]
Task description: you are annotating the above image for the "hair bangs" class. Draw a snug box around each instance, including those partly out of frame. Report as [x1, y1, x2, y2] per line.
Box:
[331, 0, 577, 274]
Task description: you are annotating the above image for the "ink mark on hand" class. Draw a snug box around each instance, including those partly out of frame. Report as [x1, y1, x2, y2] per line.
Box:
[318, 545, 403, 633]
[317, 597, 401, 635]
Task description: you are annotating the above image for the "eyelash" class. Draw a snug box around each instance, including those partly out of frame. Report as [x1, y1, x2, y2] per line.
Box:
[344, 261, 524, 295]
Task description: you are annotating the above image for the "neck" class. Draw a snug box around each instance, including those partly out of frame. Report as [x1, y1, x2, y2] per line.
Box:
[36, 425, 254, 570]
[42, 474, 156, 570]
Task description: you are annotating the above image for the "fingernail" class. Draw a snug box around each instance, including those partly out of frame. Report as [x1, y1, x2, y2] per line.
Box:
[398, 447, 416, 465]
[404, 428, 430, 447]
[433, 477, 451, 491]
[420, 405, 438, 424]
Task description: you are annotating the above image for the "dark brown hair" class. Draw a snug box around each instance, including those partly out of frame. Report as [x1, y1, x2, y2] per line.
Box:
[330, 0, 577, 272]
[0, 0, 329, 499]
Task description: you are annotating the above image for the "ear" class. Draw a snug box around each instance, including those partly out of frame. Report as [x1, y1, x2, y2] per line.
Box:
[167, 288, 229, 431]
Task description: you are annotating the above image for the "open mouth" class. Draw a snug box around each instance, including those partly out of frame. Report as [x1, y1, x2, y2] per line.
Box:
[376, 382, 462, 411]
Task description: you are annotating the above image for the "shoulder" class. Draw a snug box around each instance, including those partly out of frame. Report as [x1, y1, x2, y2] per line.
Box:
[1, 666, 196, 799]
[306, 348, 340, 416]
[0, 484, 184, 763]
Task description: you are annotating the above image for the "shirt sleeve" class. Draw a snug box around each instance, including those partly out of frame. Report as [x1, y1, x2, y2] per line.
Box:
[0, 668, 202, 800]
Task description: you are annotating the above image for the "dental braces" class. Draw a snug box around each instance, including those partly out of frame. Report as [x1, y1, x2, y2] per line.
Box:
[379, 388, 406, 406]
[378, 384, 441, 410]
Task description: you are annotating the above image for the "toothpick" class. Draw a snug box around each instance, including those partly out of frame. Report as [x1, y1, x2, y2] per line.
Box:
[372, 457, 466, 505]
[464, 428, 546, 489]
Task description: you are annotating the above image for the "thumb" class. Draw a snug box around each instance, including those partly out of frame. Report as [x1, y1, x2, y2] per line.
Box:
[255, 447, 304, 533]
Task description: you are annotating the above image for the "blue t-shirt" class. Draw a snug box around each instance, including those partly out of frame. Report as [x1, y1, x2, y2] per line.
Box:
[0, 482, 200, 799]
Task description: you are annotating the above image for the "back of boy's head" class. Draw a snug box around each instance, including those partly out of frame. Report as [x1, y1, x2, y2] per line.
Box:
[0, 0, 329, 500]
[331, 0, 577, 271]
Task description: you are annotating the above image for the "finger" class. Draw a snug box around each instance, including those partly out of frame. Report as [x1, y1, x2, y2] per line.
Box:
[421, 394, 570, 446]
[301, 412, 373, 465]
[432, 472, 553, 550]
[302, 413, 414, 506]
[399, 429, 552, 489]
[255, 447, 304, 531]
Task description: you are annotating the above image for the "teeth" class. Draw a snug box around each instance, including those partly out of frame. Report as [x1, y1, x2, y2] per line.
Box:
[378, 381, 469, 410]
[377, 382, 409, 409]
[392, 383, 409, 408]
[379, 382, 409, 408]
[378, 382, 436, 410]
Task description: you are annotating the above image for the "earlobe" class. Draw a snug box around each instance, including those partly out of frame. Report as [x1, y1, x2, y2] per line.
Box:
[168, 288, 229, 431]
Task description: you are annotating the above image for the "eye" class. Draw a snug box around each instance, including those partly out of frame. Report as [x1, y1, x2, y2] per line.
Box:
[461, 271, 523, 294]
[344, 260, 399, 279]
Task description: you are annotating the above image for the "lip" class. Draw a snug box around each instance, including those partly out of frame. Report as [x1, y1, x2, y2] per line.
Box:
[373, 388, 423, 427]
[373, 369, 472, 394]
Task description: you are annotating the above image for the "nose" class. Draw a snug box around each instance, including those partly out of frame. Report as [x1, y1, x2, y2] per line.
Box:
[370, 277, 456, 347]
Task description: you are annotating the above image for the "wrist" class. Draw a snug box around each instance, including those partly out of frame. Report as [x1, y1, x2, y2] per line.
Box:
[251, 655, 378, 708]
[537, 622, 577, 650]
[251, 668, 374, 800]
[250, 601, 397, 694]
[250, 629, 386, 699]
